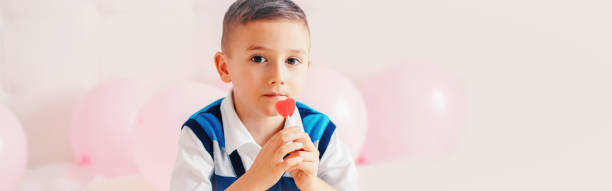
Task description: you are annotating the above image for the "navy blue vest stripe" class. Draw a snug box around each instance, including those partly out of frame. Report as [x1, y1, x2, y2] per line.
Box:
[187, 98, 225, 147]
[203, 102, 223, 125]
[297, 102, 319, 120]
[183, 118, 214, 158]
[212, 175, 235, 191]
[182, 118, 218, 186]
[193, 113, 226, 147]
[318, 121, 336, 159]
[229, 151, 246, 178]
[267, 177, 300, 191]
[211, 175, 300, 191]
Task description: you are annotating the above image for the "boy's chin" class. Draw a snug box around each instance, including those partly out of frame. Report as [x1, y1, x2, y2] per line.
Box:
[259, 105, 281, 117]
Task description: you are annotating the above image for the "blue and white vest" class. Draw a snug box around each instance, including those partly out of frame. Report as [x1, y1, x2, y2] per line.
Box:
[182, 98, 336, 191]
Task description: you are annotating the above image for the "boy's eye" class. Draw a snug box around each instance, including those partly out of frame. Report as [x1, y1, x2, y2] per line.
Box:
[250, 56, 267, 63]
[286, 58, 301, 65]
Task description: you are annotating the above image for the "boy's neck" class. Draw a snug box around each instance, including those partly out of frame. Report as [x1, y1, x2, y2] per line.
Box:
[232, 91, 285, 146]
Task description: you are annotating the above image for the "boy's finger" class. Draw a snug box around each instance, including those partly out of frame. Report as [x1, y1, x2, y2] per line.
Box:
[281, 156, 303, 170]
[288, 151, 317, 162]
[275, 141, 304, 159]
[286, 125, 301, 131]
[287, 162, 315, 174]
[292, 133, 316, 152]
[304, 139, 316, 152]
[280, 126, 301, 133]
[267, 127, 301, 146]
[286, 163, 304, 172]
[276, 130, 306, 146]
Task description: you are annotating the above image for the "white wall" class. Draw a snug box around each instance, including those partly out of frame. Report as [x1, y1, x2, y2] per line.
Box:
[1, 0, 611, 190]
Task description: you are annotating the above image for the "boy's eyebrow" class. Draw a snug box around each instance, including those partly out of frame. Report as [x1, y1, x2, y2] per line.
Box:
[246, 45, 306, 55]
[246, 45, 269, 51]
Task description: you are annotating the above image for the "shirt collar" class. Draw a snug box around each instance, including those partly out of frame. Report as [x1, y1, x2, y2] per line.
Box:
[221, 90, 303, 154]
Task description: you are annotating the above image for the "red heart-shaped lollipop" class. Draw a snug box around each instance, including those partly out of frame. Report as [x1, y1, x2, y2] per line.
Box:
[275, 98, 296, 118]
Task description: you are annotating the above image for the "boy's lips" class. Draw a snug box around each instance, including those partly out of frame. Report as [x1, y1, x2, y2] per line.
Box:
[263, 93, 288, 99]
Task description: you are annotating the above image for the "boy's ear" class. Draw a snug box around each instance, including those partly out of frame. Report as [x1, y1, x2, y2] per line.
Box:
[215, 51, 232, 83]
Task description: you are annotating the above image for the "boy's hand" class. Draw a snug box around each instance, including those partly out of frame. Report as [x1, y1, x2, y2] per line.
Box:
[286, 130, 322, 191]
[231, 126, 309, 190]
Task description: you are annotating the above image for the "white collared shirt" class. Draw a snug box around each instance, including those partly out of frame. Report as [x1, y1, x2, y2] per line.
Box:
[170, 91, 358, 190]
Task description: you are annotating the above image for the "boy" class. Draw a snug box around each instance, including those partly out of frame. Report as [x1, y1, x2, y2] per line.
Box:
[170, 0, 357, 190]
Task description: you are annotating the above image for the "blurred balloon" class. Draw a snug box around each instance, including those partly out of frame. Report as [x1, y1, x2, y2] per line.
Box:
[0, 106, 27, 191]
[131, 81, 225, 191]
[359, 64, 467, 164]
[298, 66, 368, 160]
[0, 0, 99, 166]
[81, 175, 156, 191]
[18, 162, 96, 191]
[69, 79, 154, 177]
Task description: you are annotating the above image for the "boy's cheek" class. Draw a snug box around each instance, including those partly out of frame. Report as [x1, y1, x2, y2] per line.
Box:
[290, 83, 305, 97]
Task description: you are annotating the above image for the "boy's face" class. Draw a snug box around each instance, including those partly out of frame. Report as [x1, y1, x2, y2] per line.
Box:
[215, 19, 310, 117]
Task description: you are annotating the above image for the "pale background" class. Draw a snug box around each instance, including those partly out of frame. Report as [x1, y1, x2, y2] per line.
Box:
[1, 0, 611, 190]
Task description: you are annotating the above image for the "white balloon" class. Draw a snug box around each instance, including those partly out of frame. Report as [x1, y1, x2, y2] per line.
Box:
[298, 66, 368, 160]
[19, 163, 96, 191]
[81, 175, 156, 191]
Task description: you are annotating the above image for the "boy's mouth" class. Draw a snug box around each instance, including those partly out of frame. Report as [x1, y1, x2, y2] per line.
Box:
[263, 93, 288, 99]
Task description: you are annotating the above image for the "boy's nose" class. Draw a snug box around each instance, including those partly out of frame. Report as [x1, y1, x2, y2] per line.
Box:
[269, 81, 285, 86]
[268, 72, 286, 85]
[268, 61, 286, 86]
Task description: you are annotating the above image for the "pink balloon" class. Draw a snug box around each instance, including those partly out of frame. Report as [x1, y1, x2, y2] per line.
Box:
[359, 64, 467, 164]
[298, 66, 368, 160]
[69, 79, 154, 177]
[0, 107, 27, 191]
[131, 81, 225, 191]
